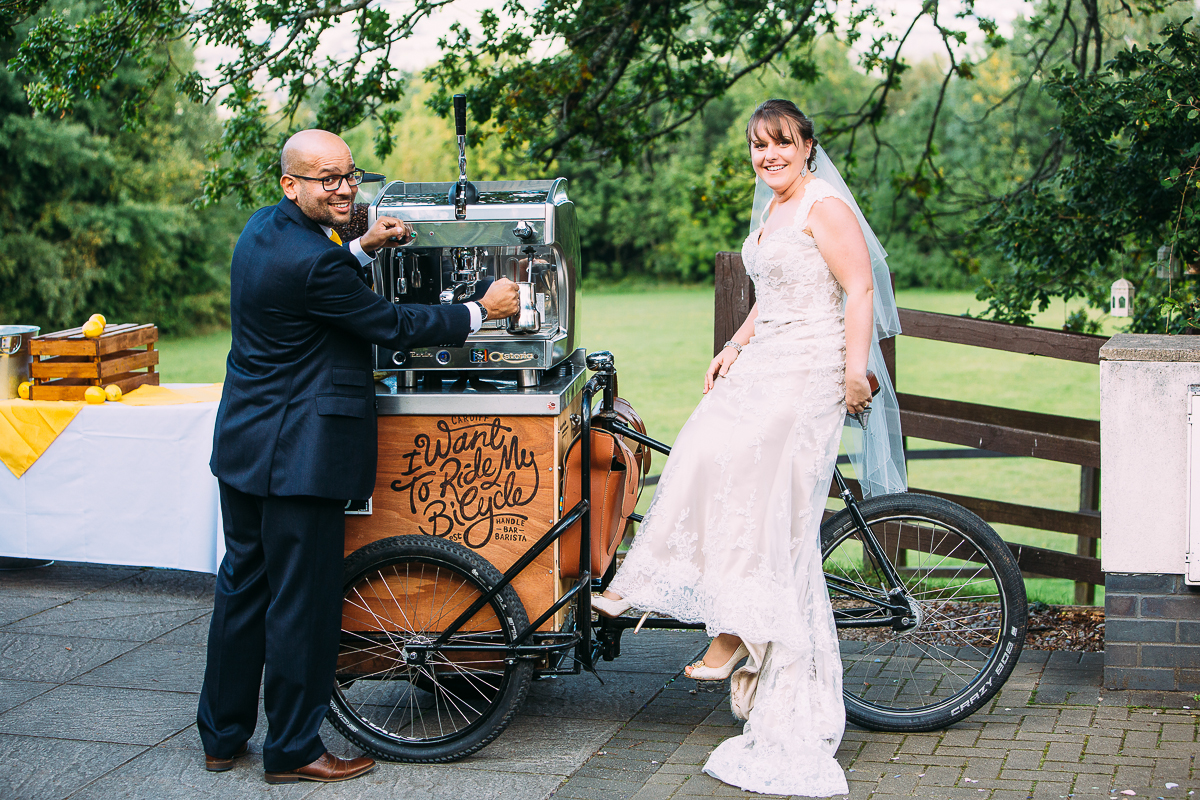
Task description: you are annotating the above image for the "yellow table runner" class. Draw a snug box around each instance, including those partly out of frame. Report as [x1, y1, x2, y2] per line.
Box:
[118, 383, 223, 405]
[0, 383, 223, 478]
[0, 400, 85, 478]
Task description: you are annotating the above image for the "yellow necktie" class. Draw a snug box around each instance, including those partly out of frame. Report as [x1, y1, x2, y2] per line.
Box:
[328, 229, 343, 245]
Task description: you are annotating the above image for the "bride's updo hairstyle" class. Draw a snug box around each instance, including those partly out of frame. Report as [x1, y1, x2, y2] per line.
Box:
[746, 99, 819, 172]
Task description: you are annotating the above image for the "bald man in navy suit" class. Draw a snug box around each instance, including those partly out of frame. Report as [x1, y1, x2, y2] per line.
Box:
[198, 130, 519, 784]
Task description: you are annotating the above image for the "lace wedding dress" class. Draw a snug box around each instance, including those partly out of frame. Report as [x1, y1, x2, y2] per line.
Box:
[607, 178, 851, 797]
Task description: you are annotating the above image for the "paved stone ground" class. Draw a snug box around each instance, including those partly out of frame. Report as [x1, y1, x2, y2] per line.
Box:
[2, 563, 1199, 800]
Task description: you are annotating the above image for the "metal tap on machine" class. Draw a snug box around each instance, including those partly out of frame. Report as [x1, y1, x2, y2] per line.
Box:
[363, 96, 582, 388]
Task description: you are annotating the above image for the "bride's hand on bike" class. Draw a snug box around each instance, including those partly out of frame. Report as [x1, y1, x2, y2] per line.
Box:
[704, 348, 740, 394]
[845, 372, 873, 414]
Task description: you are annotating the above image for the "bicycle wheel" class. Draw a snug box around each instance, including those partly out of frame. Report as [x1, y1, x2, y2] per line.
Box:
[821, 493, 1026, 732]
[329, 535, 533, 762]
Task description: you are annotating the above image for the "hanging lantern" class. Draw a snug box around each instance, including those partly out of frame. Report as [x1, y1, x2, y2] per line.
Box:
[1111, 278, 1134, 317]
[1157, 245, 1181, 279]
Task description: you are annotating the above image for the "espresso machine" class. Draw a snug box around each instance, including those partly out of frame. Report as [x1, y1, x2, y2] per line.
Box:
[366, 97, 582, 390]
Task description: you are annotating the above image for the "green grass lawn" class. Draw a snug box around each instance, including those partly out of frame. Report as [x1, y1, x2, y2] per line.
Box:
[157, 329, 231, 384]
[583, 286, 1107, 605]
[160, 285, 1113, 605]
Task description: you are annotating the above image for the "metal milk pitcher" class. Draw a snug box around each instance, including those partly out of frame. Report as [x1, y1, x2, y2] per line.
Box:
[0, 325, 40, 399]
[507, 282, 541, 334]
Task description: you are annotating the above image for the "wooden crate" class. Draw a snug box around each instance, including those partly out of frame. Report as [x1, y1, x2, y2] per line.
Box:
[29, 324, 159, 401]
[345, 397, 582, 635]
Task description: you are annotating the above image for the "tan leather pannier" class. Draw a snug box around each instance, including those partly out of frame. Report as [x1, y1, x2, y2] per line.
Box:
[613, 396, 651, 483]
[559, 426, 639, 579]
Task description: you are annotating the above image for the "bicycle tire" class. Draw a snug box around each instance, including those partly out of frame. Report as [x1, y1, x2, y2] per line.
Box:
[328, 535, 533, 762]
[821, 493, 1026, 732]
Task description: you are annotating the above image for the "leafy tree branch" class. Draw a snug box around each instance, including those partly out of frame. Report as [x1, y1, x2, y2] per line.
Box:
[981, 20, 1200, 332]
[8, 0, 1010, 208]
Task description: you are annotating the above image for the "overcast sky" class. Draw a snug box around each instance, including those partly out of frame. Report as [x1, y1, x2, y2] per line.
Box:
[394, 0, 1035, 70]
[197, 0, 1037, 80]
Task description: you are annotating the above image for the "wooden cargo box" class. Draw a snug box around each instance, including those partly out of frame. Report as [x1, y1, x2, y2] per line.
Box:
[30, 324, 159, 401]
[344, 401, 581, 635]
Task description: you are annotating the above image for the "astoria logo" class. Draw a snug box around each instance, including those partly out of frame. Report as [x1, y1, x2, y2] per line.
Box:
[469, 349, 537, 364]
[490, 351, 535, 363]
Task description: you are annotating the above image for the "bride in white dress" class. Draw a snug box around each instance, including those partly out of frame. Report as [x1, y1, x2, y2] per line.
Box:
[592, 99, 891, 796]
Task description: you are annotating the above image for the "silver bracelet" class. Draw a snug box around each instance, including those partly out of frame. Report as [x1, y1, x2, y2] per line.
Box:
[723, 340, 743, 354]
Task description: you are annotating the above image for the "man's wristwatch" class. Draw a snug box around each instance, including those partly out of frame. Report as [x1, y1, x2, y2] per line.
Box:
[476, 302, 489, 323]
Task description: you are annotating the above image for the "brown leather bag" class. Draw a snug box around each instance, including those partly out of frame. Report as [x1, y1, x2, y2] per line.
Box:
[559, 429, 638, 579]
[612, 398, 652, 511]
[612, 397, 651, 480]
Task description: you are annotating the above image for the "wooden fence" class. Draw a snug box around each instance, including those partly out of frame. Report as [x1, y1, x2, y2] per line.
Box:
[714, 252, 1107, 603]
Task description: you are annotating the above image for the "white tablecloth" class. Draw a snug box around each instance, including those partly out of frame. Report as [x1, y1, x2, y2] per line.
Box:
[0, 391, 224, 574]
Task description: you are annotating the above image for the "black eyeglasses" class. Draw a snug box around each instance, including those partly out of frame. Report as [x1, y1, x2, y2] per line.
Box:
[286, 168, 366, 192]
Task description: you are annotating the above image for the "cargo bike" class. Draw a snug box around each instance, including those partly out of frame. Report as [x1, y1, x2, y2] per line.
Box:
[328, 351, 1028, 763]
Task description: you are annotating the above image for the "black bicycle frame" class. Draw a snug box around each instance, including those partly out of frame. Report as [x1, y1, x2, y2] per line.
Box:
[394, 364, 654, 675]
[393, 359, 911, 673]
[824, 469, 912, 626]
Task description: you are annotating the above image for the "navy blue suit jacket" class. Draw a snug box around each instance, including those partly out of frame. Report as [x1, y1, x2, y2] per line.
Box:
[210, 197, 469, 500]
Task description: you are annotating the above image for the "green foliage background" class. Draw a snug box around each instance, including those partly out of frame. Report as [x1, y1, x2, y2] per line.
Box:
[982, 21, 1200, 334]
[347, 42, 1000, 290]
[4, 1, 1199, 335]
[352, 19, 1193, 313]
[0, 6, 247, 335]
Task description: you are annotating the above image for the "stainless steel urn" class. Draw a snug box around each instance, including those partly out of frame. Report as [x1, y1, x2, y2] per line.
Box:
[0, 325, 40, 399]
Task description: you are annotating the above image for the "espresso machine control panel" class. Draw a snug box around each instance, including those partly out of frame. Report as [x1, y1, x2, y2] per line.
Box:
[368, 178, 582, 386]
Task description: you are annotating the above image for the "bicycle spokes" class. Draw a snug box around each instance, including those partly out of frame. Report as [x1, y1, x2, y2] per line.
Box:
[821, 493, 1025, 730]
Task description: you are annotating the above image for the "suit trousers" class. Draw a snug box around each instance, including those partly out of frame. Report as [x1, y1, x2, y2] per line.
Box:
[197, 482, 346, 772]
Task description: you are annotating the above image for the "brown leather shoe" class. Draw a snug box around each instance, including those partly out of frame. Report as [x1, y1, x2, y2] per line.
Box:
[263, 752, 376, 784]
[204, 743, 249, 772]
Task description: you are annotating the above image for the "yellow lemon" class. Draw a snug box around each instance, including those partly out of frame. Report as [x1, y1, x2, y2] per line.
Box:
[88, 313, 106, 327]
[82, 319, 104, 338]
[17, 381, 31, 400]
[84, 386, 106, 404]
[104, 384, 122, 402]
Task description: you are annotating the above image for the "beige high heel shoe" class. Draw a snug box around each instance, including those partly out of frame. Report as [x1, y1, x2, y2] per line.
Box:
[685, 643, 749, 680]
[591, 595, 632, 617]
[591, 595, 652, 632]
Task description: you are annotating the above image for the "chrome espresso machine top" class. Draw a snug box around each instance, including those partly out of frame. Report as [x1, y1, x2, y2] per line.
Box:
[366, 98, 581, 391]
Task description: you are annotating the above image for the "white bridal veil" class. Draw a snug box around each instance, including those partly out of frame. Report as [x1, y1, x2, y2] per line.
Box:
[751, 145, 908, 498]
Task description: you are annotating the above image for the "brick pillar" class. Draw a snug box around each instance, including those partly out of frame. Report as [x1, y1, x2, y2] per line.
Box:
[1105, 574, 1200, 691]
